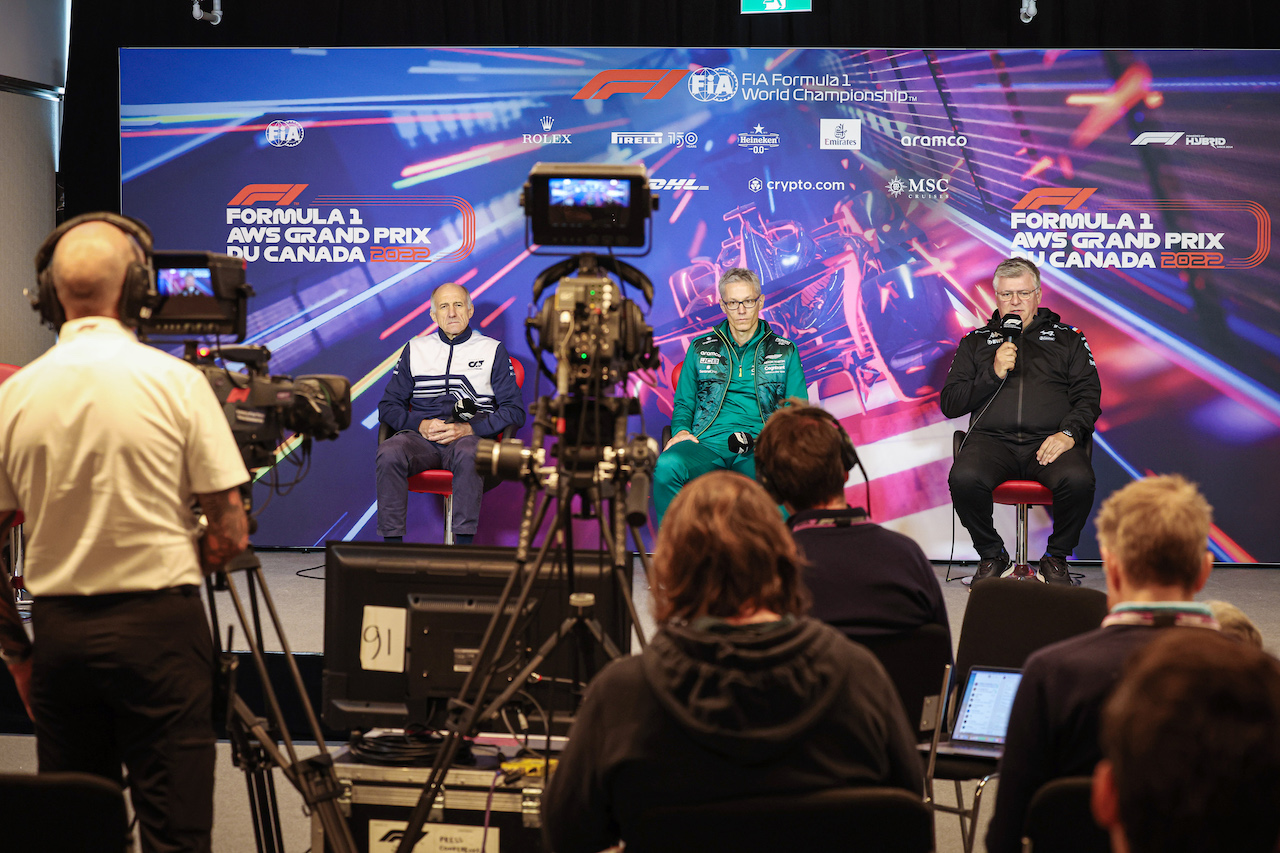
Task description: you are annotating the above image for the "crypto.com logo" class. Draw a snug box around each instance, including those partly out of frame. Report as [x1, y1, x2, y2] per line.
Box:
[228, 184, 308, 205]
[573, 69, 689, 100]
[1012, 188, 1098, 210]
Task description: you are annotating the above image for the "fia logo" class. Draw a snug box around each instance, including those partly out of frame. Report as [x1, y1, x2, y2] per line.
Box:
[266, 120, 304, 148]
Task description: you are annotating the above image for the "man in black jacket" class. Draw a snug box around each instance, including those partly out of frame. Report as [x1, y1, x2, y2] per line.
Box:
[941, 258, 1101, 583]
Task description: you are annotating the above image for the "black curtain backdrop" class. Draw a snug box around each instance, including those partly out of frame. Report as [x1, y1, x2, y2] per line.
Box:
[62, 0, 1280, 218]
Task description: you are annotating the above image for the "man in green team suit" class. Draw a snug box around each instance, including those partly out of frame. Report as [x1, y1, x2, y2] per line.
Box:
[653, 267, 807, 526]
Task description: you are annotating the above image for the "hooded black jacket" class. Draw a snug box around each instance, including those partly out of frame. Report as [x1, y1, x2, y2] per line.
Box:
[940, 306, 1101, 444]
[541, 617, 923, 853]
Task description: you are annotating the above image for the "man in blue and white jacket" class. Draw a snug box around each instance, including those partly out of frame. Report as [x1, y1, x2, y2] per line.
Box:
[376, 283, 526, 544]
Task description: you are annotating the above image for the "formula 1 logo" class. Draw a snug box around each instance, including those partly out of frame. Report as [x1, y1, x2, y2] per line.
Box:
[573, 69, 689, 100]
[1131, 132, 1184, 146]
[228, 184, 308, 206]
[1012, 188, 1098, 210]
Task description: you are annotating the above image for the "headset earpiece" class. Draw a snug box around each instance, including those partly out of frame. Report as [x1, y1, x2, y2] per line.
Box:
[802, 407, 858, 472]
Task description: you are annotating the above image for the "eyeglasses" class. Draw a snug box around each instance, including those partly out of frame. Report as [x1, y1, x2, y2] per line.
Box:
[994, 287, 1040, 302]
[722, 297, 761, 311]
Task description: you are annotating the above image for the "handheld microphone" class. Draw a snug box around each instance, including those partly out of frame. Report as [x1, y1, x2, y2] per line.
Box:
[1000, 313, 1023, 344]
[727, 432, 754, 455]
[450, 397, 477, 423]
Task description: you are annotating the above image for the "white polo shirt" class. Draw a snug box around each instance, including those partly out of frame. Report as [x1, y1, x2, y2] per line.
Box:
[0, 317, 249, 596]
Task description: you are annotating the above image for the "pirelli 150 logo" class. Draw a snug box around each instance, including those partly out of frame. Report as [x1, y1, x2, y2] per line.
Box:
[224, 184, 476, 264]
[1009, 187, 1270, 271]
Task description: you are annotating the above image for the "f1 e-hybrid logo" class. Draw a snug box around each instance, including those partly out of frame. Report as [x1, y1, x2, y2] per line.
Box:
[574, 69, 689, 100]
[228, 184, 308, 206]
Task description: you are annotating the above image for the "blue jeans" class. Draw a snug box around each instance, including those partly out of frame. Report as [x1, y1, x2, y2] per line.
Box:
[375, 430, 483, 538]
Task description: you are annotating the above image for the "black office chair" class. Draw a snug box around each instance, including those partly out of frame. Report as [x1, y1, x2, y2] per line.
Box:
[624, 787, 933, 853]
[856, 622, 953, 743]
[1022, 776, 1110, 853]
[0, 771, 130, 853]
[924, 579, 1108, 853]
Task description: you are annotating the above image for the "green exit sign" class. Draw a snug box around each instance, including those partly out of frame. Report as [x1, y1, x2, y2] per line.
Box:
[741, 0, 812, 12]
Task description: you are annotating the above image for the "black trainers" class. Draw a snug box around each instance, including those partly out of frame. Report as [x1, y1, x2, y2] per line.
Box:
[1040, 554, 1072, 585]
[974, 550, 1010, 583]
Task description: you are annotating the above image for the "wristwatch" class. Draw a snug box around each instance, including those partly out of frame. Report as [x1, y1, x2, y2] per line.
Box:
[1061, 428, 1075, 438]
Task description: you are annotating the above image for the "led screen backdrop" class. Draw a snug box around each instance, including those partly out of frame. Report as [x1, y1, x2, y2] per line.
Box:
[120, 47, 1280, 562]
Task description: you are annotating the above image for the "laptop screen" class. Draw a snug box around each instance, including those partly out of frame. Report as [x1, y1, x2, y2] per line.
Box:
[951, 667, 1023, 745]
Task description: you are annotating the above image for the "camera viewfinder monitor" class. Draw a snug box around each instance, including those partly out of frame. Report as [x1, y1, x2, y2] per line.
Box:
[145, 251, 250, 339]
[523, 162, 652, 248]
[322, 542, 634, 734]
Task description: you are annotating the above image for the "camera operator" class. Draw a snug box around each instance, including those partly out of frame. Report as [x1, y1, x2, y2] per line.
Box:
[0, 214, 249, 853]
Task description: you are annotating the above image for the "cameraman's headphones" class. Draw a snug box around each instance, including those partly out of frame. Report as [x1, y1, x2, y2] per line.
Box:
[31, 212, 156, 330]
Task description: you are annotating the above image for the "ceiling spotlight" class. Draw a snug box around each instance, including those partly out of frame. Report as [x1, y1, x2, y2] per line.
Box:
[1019, 0, 1037, 23]
[192, 0, 223, 25]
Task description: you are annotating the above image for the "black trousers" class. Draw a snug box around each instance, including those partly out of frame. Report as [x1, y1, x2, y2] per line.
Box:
[948, 431, 1096, 560]
[30, 585, 216, 853]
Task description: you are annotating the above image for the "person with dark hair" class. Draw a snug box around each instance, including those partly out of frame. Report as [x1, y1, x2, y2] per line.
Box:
[652, 266, 807, 526]
[755, 401, 948, 638]
[1093, 629, 1280, 853]
[376, 281, 526, 544]
[941, 257, 1101, 583]
[985, 474, 1220, 853]
[542, 470, 923, 853]
[0, 216, 250, 853]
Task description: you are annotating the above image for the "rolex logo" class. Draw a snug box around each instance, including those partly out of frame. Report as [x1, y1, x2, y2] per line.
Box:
[540, 116, 554, 131]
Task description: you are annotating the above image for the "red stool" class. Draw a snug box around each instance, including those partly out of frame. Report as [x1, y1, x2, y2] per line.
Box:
[406, 470, 459, 544]
[992, 480, 1053, 580]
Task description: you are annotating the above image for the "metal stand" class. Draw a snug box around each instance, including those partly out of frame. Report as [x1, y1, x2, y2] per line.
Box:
[999, 504, 1043, 581]
[392, 393, 652, 853]
[207, 546, 358, 853]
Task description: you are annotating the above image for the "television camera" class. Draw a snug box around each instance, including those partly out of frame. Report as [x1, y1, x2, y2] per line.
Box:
[143, 251, 352, 472]
[393, 162, 663, 853]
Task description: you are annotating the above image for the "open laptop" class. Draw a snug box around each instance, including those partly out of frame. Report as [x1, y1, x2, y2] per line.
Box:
[924, 666, 1023, 759]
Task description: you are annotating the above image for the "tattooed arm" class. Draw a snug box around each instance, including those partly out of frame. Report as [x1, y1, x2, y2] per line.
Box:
[0, 512, 33, 716]
[195, 488, 250, 575]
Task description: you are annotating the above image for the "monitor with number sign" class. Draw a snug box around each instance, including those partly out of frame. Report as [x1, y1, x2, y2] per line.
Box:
[322, 541, 635, 734]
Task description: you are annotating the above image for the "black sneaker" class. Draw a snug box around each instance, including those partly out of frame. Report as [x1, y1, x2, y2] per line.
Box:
[1040, 554, 1072, 585]
[974, 551, 1010, 583]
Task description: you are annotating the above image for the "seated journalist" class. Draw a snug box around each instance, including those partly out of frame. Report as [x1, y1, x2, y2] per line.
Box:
[1093, 629, 1280, 853]
[542, 470, 923, 853]
[985, 474, 1221, 853]
[375, 282, 525, 544]
[755, 401, 949, 639]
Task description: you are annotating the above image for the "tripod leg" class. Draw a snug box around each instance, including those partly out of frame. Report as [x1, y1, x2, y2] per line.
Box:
[394, 472, 561, 853]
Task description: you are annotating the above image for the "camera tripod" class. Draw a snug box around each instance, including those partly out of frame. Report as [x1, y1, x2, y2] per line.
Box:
[206, 544, 357, 853]
[392, 392, 655, 853]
